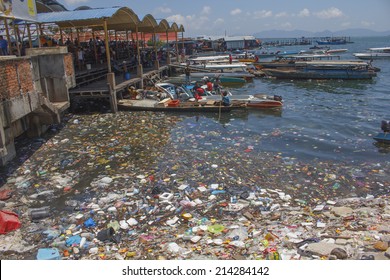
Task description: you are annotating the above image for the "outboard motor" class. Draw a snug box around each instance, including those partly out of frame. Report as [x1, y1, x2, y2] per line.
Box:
[381, 120, 390, 133]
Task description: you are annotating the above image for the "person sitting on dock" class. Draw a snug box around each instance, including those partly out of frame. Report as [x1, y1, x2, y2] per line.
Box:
[221, 91, 231, 106]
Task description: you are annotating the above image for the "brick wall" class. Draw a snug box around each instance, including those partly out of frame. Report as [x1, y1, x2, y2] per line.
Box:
[64, 53, 74, 77]
[0, 58, 35, 100]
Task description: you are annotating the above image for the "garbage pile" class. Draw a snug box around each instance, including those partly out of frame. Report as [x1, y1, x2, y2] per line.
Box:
[0, 112, 389, 260]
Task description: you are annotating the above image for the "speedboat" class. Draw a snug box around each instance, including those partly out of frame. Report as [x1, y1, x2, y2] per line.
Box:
[353, 47, 390, 60]
[373, 120, 390, 144]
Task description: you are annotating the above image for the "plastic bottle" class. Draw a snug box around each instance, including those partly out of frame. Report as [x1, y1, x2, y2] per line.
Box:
[30, 207, 51, 220]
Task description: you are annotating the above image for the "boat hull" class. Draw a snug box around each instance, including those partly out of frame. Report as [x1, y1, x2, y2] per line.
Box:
[118, 99, 241, 112]
[353, 53, 390, 60]
[373, 133, 390, 144]
[263, 68, 376, 79]
[246, 100, 283, 108]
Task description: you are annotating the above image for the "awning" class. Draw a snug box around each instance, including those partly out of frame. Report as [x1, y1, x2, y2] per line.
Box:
[36, 7, 185, 33]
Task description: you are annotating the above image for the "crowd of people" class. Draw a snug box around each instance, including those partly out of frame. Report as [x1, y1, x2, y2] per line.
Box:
[0, 34, 173, 72]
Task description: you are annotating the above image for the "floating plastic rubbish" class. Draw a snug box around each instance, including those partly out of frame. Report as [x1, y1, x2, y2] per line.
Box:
[207, 224, 225, 234]
[0, 210, 21, 234]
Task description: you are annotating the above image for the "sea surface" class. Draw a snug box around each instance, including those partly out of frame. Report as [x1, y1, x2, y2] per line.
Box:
[220, 36, 390, 161]
[2, 36, 390, 208]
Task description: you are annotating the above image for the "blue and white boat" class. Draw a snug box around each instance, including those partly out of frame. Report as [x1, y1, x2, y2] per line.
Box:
[262, 61, 377, 80]
[354, 47, 390, 60]
[316, 38, 347, 45]
[373, 120, 390, 144]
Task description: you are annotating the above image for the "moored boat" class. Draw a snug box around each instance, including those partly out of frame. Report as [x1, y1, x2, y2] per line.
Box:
[118, 98, 243, 112]
[353, 47, 390, 60]
[373, 120, 390, 144]
[200, 93, 283, 109]
[263, 61, 377, 80]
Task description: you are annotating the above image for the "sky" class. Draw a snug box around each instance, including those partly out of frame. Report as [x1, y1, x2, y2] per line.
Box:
[58, 0, 390, 36]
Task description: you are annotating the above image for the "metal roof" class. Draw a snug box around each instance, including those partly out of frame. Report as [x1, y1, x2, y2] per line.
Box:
[36, 7, 184, 33]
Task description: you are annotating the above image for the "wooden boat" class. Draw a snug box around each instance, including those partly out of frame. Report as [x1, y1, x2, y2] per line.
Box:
[246, 95, 283, 108]
[118, 98, 245, 112]
[263, 61, 377, 80]
[316, 38, 347, 45]
[180, 71, 254, 80]
[164, 75, 246, 86]
[201, 94, 283, 109]
[373, 120, 390, 144]
[353, 47, 390, 60]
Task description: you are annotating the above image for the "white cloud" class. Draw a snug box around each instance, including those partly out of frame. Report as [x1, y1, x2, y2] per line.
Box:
[214, 18, 225, 25]
[64, 0, 89, 4]
[281, 22, 293, 29]
[166, 14, 187, 26]
[155, 7, 172, 14]
[361, 21, 375, 27]
[167, 13, 209, 32]
[298, 8, 310, 17]
[202, 6, 211, 15]
[253, 10, 273, 19]
[315, 7, 344, 19]
[275, 12, 288, 18]
[230, 8, 242, 16]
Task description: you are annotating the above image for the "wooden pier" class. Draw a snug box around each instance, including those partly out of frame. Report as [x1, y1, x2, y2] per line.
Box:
[69, 64, 170, 112]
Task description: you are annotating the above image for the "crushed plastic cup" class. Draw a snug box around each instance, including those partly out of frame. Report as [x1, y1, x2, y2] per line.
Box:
[207, 224, 225, 234]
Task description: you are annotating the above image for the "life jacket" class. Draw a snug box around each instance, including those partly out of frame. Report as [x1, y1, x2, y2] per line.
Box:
[196, 87, 205, 95]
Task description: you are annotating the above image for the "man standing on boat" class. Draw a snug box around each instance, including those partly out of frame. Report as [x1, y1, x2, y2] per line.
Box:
[185, 65, 191, 85]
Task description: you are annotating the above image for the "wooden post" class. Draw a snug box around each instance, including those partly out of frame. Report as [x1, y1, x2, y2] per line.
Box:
[103, 19, 111, 73]
[37, 24, 42, 48]
[59, 27, 63, 45]
[107, 72, 118, 113]
[13, 23, 21, 56]
[153, 30, 159, 70]
[166, 30, 170, 64]
[135, 25, 143, 83]
[175, 32, 179, 62]
[27, 24, 32, 49]
[76, 28, 80, 46]
[92, 30, 98, 64]
[4, 19, 12, 55]
[115, 30, 118, 57]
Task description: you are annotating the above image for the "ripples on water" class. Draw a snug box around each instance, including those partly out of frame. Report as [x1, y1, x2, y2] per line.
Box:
[2, 37, 389, 203]
[201, 37, 390, 162]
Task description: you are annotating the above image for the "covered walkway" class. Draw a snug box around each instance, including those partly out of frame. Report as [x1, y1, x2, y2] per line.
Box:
[35, 6, 186, 112]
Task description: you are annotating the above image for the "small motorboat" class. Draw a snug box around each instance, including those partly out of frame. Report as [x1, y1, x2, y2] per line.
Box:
[373, 120, 390, 144]
[246, 94, 283, 109]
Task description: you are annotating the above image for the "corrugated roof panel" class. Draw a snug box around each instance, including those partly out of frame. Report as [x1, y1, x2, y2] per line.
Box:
[37, 7, 122, 23]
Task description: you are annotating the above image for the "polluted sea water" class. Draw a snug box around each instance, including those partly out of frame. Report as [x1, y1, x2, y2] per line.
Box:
[0, 111, 389, 260]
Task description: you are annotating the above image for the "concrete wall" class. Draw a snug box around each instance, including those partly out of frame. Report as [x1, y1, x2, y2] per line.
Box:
[0, 49, 75, 166]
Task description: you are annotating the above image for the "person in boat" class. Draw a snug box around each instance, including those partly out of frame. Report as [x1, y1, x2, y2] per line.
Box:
[221, 91, 231, 106]
[193, 82, 205, 100]
[229, 54, 233, 64]
[185, 65, 191, 84]
[213, 76, 222, 94]
[205, 78, 213, 92]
